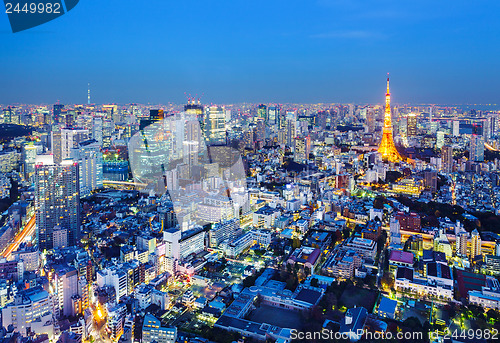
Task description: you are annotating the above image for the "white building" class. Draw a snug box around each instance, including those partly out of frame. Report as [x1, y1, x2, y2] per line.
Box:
[71, 139, 103, 197]
[469, 277, 500, 310]
[2, 286, 54, 337]
[142, 314, 177, 343]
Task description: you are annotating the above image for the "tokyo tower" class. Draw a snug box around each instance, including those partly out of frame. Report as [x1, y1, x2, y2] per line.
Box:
[378, 74, 402, 162]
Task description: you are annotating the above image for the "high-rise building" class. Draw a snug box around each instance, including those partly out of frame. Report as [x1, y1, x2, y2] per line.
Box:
[52, 265, 79, 317]
[254, 118, 265, 142]
[51, 130, 62, 164]
[53, 104, 64, 123]
[22, 143, 38, 180]
[470, 135, 485, 162]
[268, 106, 278, 125]
[436, 131, 445, 149]
[286, 118, 296, 147]
[92, 115, 104, 145]
[294, 135, 311, 163]
[139, 109, 164, 130]
[424, 169, 438, 193]
[456, 231, 468, 257]
[453, 120, 460, 136]
[378, 75, 403, 162]
[2, 107, 13, 124]
[407, 113, 417, 138]
[257, 104, 267, 121]
[72, 139, 103, 197]
[470, 229, 482, 260]
[35, 160, 80, 250]
[185, 99, 204, 132]
[441, 145, 453, 173]
[204, 106, 226, 145]
[184, 99, 204, 116]
[59, 128, 90, 161]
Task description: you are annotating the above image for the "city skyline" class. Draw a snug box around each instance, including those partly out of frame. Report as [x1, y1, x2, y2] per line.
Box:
[2, 1, 500, 104]
[3, 2, 500, 342]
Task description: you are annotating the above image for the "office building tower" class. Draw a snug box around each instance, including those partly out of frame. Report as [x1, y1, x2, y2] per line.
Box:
[294, 135, 311, 163]
[268, 106, 278, 125]
[92, 115, 104, 145]
[470, 229, 482, 260]
[183, 120, 201, 169]
[453, 120, 460, 136]
[204, 106, 226, 145]
[2, 107, 13, 124]
[441, 145, 453, 173]
[22, 143, 38, 180]
[51, 130, 62, 164]
[184, 99, 204, 131]
[53, 103, 64, 123]
[486, 113, 497, 139]
[286, 118, 296, 147]
[52, 265, 79, 317]
[257, 104, 267, 121]
[436, 131, 445, 149]
[243, 129, 254, 149]
[72, 139, 103, 197]
[139, 109, 164, 130]
[35, 161, 80, 250]
[65, 109, 76, 127]
[407, 113, 417, 137]
[184, 99, 204, 116]
[278, 110, 287, 130]
[59, 128, 90, 161]
[456, 231, 468, 257]
[424, 169, 438, 193]
[378, 75, 402, 162]
[255, 118, 265, 142]
[470, 135, 485, 162]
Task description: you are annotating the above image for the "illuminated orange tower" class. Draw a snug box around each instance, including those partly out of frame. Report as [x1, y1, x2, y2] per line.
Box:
[378, 74, 402, 162]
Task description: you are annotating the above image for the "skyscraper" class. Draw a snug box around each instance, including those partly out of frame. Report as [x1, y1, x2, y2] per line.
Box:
[203, 106, 226, 145]
[286, 117, 296, 147]
[294, 135, 311, 163]
[60, 128, 90, 161]
[470, 135, 485, 162]
[424, 169, 438, 193]
[35, 160, 80, 250]
[72, 139, 103, 197]
[257, 104, 267, 121]
[456, 231, 468, 257]
[470, 229, 482, 260]
[452, 120, 460, 136]
[378, 75, 402, 162]
[184, 99, 204, 131]
[441, 145, 453, 173]
[268, 106, 278, 125]
[51, 130, 62, 164]
[53, 104, 64, 123]
[407, 113, 417, 138]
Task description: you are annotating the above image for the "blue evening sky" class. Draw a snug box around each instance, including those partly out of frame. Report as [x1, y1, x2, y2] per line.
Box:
[0, 0, 499, 105]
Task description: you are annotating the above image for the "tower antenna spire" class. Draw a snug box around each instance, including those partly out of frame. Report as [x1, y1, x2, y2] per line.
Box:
[88, 83, 90, 105]
[386, 73, 390, 94]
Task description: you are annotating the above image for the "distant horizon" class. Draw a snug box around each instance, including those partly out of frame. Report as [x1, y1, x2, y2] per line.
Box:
[2, 101, 500, 112]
